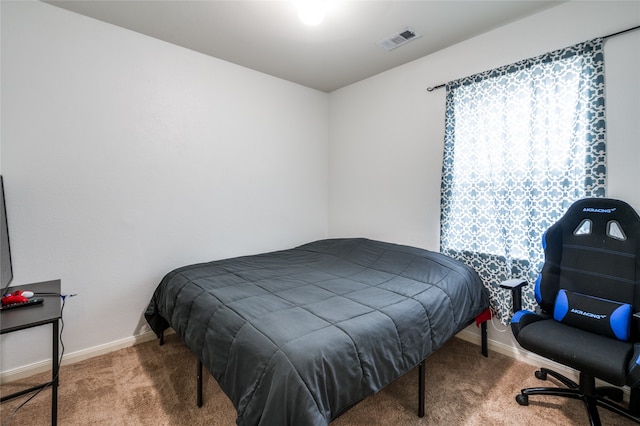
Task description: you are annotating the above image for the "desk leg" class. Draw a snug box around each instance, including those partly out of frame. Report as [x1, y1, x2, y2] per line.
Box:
[52, 319, 59, 426]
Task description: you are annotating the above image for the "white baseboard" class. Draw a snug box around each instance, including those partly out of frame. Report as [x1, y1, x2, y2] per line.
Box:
[0, 326, 632, 404]
[0, 330, 169, 384]
[457, 328, 577, 377]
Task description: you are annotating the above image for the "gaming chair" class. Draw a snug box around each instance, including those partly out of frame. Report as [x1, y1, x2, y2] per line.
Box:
[502, 198, 640, 425]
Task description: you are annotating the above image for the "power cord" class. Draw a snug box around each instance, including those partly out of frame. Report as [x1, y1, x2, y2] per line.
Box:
[490, 314, 509, 333]
[1, 293, 76, 426]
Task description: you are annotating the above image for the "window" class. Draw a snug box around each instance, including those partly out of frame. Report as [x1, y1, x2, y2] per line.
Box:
[440, 39, 606, 323]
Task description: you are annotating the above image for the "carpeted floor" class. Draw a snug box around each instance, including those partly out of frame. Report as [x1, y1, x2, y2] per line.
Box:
[0, 334, 636, 425]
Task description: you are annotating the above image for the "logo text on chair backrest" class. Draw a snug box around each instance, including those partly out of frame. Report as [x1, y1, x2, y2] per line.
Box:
[582, 207, 617, 214]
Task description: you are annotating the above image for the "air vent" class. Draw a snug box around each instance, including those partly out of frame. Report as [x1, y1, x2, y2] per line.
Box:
[377, 27, 422, 51]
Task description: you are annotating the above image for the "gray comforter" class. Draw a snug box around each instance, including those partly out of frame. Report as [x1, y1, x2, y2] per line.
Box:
[145, 238, 489, 425]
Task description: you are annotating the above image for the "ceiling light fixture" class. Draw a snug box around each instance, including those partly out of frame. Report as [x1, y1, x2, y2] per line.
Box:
[296, 1, 328, 26]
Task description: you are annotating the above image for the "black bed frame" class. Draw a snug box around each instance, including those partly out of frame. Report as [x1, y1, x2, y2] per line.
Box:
[159, 320, 488, 419]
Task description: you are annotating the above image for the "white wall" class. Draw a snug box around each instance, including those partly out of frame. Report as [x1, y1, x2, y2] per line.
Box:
[0, 1, 329, 375]
[328, 0, 640, 351]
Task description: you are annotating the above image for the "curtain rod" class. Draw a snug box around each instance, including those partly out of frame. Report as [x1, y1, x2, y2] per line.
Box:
[426, 24, 640, 92]
[602, 24, 640, 40]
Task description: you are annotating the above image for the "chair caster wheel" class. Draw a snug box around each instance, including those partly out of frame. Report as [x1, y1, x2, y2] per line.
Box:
[535, 370, 547, 380]
[516, 394, 529, 406]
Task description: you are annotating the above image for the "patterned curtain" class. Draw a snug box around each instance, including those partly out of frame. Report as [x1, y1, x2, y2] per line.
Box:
[440, 39, 606, 324]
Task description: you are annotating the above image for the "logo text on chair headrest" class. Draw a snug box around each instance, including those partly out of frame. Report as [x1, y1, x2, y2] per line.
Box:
[582, 207, 617, 214]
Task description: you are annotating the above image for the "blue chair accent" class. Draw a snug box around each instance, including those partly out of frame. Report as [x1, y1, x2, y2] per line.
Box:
[552, 289, 570, 322]
[534, 274, 543, 305]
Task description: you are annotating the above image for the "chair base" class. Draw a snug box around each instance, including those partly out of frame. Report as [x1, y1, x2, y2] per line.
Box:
[516, 368, 640, 426]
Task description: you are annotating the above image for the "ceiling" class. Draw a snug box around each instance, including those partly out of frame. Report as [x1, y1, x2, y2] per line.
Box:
[45, 1, 564, 92]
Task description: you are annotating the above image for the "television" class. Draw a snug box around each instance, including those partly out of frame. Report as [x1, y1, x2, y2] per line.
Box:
[1, 175, 13, 295]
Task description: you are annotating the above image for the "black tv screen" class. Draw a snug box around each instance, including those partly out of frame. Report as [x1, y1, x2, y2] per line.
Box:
[1, 175, 13, 293]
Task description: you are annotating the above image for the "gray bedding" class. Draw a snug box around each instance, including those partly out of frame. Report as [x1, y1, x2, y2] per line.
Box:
[145, 238, 489, 425]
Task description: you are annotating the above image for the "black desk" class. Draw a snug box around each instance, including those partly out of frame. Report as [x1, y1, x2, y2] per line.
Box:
[1, 280, 61, 425]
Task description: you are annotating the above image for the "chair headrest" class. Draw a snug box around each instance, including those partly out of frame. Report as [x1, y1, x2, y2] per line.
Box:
[554, 198, 639, 246]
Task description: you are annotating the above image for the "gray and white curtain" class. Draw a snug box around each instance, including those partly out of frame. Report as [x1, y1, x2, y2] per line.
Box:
[439, 39, 606, 324]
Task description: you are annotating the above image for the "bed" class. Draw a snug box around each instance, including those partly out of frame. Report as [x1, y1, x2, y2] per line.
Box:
[145, 238, 489, 425]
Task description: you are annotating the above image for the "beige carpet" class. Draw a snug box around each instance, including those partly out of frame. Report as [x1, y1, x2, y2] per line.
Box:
[0, 334, 636, 425]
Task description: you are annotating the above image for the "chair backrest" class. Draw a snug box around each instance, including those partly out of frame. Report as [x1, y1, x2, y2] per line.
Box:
[536, 199, 640, 332]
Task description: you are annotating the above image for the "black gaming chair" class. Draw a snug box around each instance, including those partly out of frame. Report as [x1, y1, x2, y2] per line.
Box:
[501, 198, 640, 425]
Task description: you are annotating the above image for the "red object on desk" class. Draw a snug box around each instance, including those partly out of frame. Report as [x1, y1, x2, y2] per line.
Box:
[1, 293, 28, 305]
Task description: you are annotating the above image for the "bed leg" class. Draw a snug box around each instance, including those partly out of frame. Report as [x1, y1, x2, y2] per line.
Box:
[197, 358, 203, 408]
[481, 321, 488, 357]
[159, 330, 164, 346]
[418, 361, 425, 417]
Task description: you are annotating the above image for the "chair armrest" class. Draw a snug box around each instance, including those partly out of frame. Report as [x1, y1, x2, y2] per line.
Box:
[499, 279, 528, 290]
[499, 279, 528, 314]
